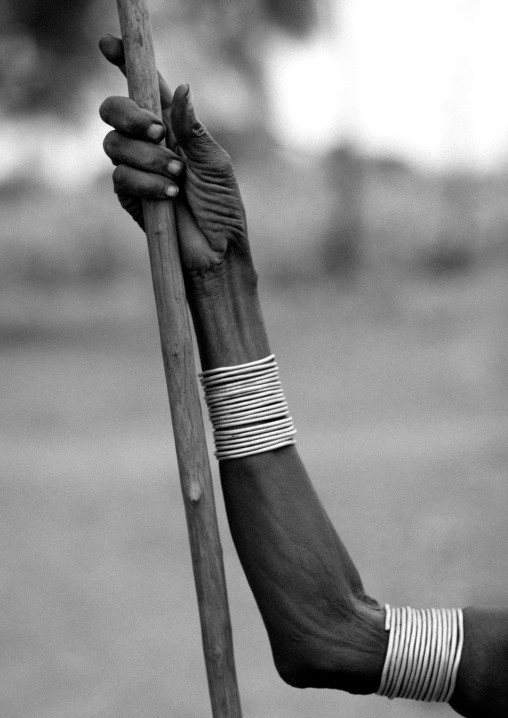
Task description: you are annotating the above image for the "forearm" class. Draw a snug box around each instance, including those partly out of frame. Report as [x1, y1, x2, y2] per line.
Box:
[187, 258, 269, 370]
[187, 260, 508, 715]
[220, 449, 387, 693]
[188, 260, 387, 694]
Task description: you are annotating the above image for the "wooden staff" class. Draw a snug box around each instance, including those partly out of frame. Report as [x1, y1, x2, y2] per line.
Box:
[115, 2, 243, 716]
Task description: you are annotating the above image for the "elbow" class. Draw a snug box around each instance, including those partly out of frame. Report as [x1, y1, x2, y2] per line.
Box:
[274, 656, 311, 690]
[272, 633, 339, 690]
[269, 597, 388, 694]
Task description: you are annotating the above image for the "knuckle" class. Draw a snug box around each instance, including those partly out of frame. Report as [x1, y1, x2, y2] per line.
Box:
[219, 147, 232, 166]
[192, 122, 209, 140]
[216, 150, 233, 174]
[99, 97, 111, 123]
[102, 130, 118, 158]
[112, 164, 127, 191]
[139, 142, 159, 172]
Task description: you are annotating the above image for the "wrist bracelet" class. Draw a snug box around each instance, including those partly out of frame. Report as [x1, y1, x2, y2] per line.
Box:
[199, 354, 296, 461]
[376, 605, 464, 702]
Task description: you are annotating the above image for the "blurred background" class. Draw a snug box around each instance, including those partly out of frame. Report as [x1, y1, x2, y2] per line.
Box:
[1, 0, 508, 716]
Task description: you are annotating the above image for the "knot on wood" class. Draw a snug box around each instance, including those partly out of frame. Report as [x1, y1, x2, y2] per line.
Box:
[208, 644, 223, 661]
[188, 481, 203, 503]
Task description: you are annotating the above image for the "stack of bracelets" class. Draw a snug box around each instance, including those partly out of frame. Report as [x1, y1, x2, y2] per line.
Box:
[201, 355, 465, 704]
[199, 354, 296, 461]
[377, 605, 464, 702]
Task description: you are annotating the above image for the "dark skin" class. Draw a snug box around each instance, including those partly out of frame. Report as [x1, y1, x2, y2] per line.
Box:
[100, 35, 508, 717]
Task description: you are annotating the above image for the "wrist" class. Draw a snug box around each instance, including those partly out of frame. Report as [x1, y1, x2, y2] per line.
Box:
[186, 255, 271, 370]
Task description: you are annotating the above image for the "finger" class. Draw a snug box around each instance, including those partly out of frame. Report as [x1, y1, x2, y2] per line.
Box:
[100, 34, 173, 107]
[103, 131, 184, 177]
[170, 84, 228, 167]
[113, 164, 179, 200]
[100, 34, 175, 144]
[99, 35, 126, 72]
[158, 71, 173, 110]
[100, 96, 165, 143]
[158, 72, 178, 152]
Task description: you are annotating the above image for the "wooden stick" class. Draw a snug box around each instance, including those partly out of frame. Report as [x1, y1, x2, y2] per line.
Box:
[115, 2, 243, 716]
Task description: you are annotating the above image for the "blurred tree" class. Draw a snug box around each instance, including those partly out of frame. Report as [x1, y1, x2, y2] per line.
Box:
[0, 0, 111, 114]
[322, 144, 363, 279]
[261, 0, 316, 36]
[0, 0, 319, 117]
[426, 173, 476, 276]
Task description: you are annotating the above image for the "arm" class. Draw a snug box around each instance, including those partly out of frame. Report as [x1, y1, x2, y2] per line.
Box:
[99, 36, 508, 716]
[189, 267, 387, 695]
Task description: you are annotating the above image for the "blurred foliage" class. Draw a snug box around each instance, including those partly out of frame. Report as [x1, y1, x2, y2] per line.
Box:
[0, 0, 106, 114]
[0, 0, 317, 116]
[261, 0, 317, 35]
[1, 152, 508, 299]
[322, 146, 365, 279]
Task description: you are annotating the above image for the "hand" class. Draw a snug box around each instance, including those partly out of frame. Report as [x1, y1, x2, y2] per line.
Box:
[99, 35, 251, 277]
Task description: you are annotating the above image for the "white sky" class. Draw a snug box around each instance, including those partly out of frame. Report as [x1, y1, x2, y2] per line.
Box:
[2, 0, 508, 189]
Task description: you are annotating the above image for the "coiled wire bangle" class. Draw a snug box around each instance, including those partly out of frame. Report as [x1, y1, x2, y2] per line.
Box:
[377, 605, 464, 702]
[199, 355, 296, 461]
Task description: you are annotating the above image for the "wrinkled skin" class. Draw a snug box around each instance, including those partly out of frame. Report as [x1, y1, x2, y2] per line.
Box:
[99, 35, 251, 277]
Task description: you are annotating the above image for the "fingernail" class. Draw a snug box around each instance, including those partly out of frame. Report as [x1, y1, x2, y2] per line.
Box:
[165, 185, 179, 197]
[167, 159, 183, 175]
[147, 124, 165, 142]
[185, 84, 193, 109]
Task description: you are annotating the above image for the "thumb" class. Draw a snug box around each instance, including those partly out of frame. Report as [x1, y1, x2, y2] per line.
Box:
[170, 84, 225, 166]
